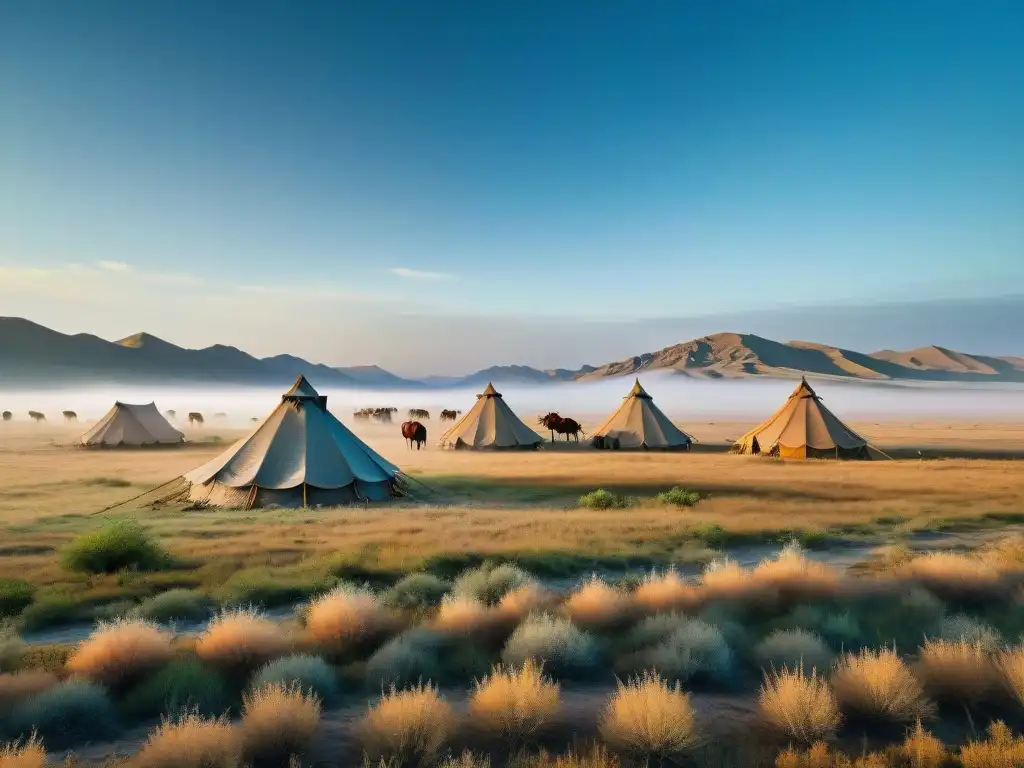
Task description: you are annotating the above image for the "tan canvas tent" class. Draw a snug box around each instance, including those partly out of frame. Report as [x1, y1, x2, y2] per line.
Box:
[440, 382, 543, 450]
[80, 402, 184, 447]
[182, 376, 402, 508]
[732, 378, 870, 459]
[591, 379, 694, 450]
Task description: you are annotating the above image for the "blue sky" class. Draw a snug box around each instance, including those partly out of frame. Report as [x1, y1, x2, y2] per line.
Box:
[1, 1, 1022, 374]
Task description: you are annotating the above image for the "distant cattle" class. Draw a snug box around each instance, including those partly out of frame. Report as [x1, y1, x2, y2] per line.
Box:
[251, 417, 260, 422]
[63, 411, 78, 423]
[353, 408, 373, 420]
[401, 421, 427, 450]
[373, 408, 393, 424]
[188, 412, 204, 426]
[408, 408, 430, 420]
[439, 409, 461, 422]
[2, 411, 11, 422]
[214, 412, 227, 420]
[28, 411, 46, 423]
[165, 410, 177, 420]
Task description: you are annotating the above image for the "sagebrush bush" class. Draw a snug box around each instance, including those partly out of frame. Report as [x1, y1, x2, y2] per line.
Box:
[468, 659, 561, 741]
[915, 638, 998, 703]
[121, 658, 231, 720]
[214, 568, 329, 608]
[700, 558, 760, 602]
[385, 573, 450, 611]
[655, 486, 701, 507]
[0, 670, 58, 716]
[625, 618, 732, 685]
[750, 543, 839, 599]
[938, 614, 1002, 650]
[432, 595, 495, 637]
[0, 734, 46, 768]
[754, 629, 834, 673]
[564, 578, 631, 630]
[240, 682, 321, 768]
[997, 644, 1024, 707]
[958, 721, 1024, 768]
[830, 647, 933, 722]
[0, 629, 24, 673]
[599, 671, 697, 758]
[66, 618, 174, 687]
[622, 612, 691, 652]
[632, 570, 700, 615]
[359, 683, 455, 766]
[10, 679, 120, 749]
[17, 596, 85, 632]
[453, 563, 534, 606]
[134, 588, 214, 623]
[496, 583, 553, 624]
[899, 719, 947, 768]
[304, 583, 397, 653]
[252, 654, 340, 707]
[502, 614, 600, 677]
[577, 489, 630, 510]
[0, 579, 35, 618]
[59, 519, 172, 574]
[195, 607, 291, 671]
[128, 709, 241, 768]
[898, 552, 1004, 602]
[758, 666, 840, 743]
[365, 629, 445, 689]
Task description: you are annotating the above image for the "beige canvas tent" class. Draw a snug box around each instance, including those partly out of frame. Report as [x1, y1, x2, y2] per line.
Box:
[591, 379, 694, 450]
[80, 402, 184, 447]
[732, 377, 870, 459]
[182, 376, 402, 508]
[440, 382, 543, 450]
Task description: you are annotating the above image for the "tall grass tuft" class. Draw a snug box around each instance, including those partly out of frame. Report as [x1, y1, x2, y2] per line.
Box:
[467, 659, 561, 741]
[563, 577, 631, 630]
[432, 594, 495, 637]
[452, 563, 534, 606]
[899, 720, 947, 768]
[359, 682, 455, 766]
[0, 734, 46, 768]
[958, 721, 1024, 768]
[598, 671, 697, 759]
[830, 647, 933, 722]
[997, 644, 1024, 707]
[0, 671, 58, 717]
[10, 679, 120, 749]
[385, 573, 450, 611]
[240, 682, 321, 768]
[754, 629, 835, 673]
[915, 638, 998, 703]
[758, 665, 840, 743]
[699, 558, 760, 602]
[195, 607, 291, 671]
[66, 618, 174, 687]
[502, 614, 600, 677]
[750, 542, 839, 599]
[59, 519, 172, 574]
[496, 583, 553, 624]
[304, 583, 397, 653]
[252, 654, 340, 708]
[128, 710, 241, 768]
[631, 570, 700, 615]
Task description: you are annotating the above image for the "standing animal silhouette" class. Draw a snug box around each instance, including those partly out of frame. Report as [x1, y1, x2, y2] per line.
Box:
[401, 421, 427, 450]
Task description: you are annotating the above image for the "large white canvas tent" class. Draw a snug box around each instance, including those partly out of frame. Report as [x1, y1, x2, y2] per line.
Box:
[80, 402, 184, 447]
[732, 377, 870, 459]
[591, 379, 694, 450]
[182, 376, 402, 508]
[439, 382, 543, 450]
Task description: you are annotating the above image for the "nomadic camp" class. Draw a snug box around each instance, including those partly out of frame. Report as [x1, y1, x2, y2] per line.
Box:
[180, 376, 402, 508]
[79, 402, 184, 447]
[439, 382, 543, 450]
[732, 377, 870, 459]
[590, 379, 694, 450]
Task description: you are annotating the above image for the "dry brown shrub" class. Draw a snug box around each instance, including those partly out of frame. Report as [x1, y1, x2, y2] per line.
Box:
[915, 639, 999, 703]
[440, 751, 492, 768]
[751, 544, 840, 599]
[518, 743, 620, 768]
[980, 535, 1024, 573]
[430, 595, 495, 636]
[758, 665, 840, 744]
[830, 647, 934, 722]
[240, 682, 321, 766]
[897, 552, 1004, 601]
[897, 720, 947, 768]
[700, 558, 764, 601]
[995, 644, 1024, 706]
[958, 720, 1024, 768]
[0, 671, 58, 716]
[631, 570, 701, 615]
[304, 584, 398, 652]
[195, 608, 291, 670]
[359, 682, 455, 766]
[66, 618, 173, 687]
[563, 578, 631, 630]
[0, 734, 47, 768]
[128, 710, 242, 768]
[775, 742, 887, 768]
[598, 671, 697, 758]
[496, 583, 553, 624]
[468, 659, 560, 741]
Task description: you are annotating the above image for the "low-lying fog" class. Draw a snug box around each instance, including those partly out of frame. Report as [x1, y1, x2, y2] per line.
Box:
[4, 373, 1024, 426]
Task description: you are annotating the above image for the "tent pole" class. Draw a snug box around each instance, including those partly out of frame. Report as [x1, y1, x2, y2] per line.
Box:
[302, 483, 307, 508]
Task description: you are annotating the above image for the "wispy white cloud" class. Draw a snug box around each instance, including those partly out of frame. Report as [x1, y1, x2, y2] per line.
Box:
[97, 260, 134, 273]
[0, 261, 203, 298]
[389, 267, 456, 281]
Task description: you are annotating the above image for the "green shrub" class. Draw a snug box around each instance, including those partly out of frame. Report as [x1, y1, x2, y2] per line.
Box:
[623, 618, 733, 685]
[251, 654, 341, 707]
[19, 596, 88, 632]
[501, 614, 600, 678]
[90, 599, 137, 622]
[385, 573, 449, 610]
[577, 489, 630, 510]
[135, 589, 214, 623]
[452, 563, 532, 606]
[59, 519, 172, 574]
[938, 614, 1002, 650]
[655, 487, 701, 507]
[17, 643, 73, 673]
[0, 629, 24, 672]
[120, 658, 232, 720]
[10, 679, 120, 749]
[753, 629, 834, 672]
[365, 629, 445, 689]
[213, 569, 330, 608]
[0, 579, 35, 618]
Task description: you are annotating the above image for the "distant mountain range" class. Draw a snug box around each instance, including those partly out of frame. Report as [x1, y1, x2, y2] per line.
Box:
[1, 317, 1023, 390]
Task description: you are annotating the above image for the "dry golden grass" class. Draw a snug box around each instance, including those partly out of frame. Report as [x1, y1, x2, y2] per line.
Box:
[128, 710, 241, 768]
[915, 639, 999, 703]
[751, 544, 840, 599]
[775, 742, 889, 768]
[598, 671, 697, 758]
[0, 734, 47, 768]
[830, 648, 933, 722]
[563, 578, 631, 630]
[699, 558, 763, 601]
[66, 618, 174, 687]
[958, 721, 1024, 768]
[194, 607, 291, 670]
[520, 744, 621, 768]
[899, 720, 947, 768]
[304, 584, 398, 652]
[239, 682, 321, 766]
[431, 594, 496, 636]
[0, 670, 58, 715]
[359, 682, 455, 766]
[758, 666, 841, 744]
[996, 644, 1024, 706]
[467, 659, 561, 741]
[631, 570, 700, 615]
[896, 552, 1004, 601]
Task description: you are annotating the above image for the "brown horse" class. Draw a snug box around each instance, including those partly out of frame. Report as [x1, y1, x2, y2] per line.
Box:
[538, 412, 585, 443]
[63, 410, 78, 423]
[2, 411, 12, 422]
[28, 411, 46, 422]
[439, 409, 461, 422]
[188, 412, 204, 426]
[401, 421, 427, 450]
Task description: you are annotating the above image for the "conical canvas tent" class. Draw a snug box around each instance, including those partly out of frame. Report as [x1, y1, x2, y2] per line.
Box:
[183, 376, 402, 508]
[591, 379, 694, 450]
[732, 378, 870, 459]
[439, 382, 543, 450]
[80, 402, 184, 447]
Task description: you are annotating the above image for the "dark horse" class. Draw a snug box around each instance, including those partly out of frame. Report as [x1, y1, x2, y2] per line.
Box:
[401, 420, 427, 450]
[439, 409, 461, 422]
[538, 412, 585, 443]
